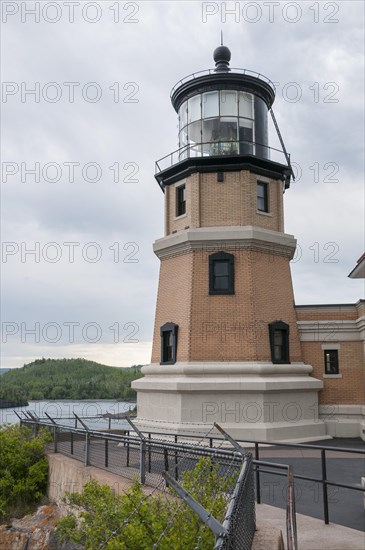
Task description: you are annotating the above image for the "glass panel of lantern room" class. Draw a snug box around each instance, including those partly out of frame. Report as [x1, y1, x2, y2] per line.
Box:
[254, 96, 269, 159]
[179, 127, 189, 147]
[202, 91, 219, 118]
[239, 119, 254, 154]
[188, 95, 201, 123]
[220, 91, 238, 117]
[202, 119, 220, 156]
[187, 120, 202, 157]
[179, 101, 188, 130]
[178, 127, 189, 160]
[220, 117, 238, 155]
[239, 92, 254, 119]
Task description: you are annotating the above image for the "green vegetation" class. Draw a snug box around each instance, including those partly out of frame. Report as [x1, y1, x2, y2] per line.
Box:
[56, 457, 237, 549]
[0, 368, 11, 376]
[0, 358, 144, 402]
[0, 424, 51, 521]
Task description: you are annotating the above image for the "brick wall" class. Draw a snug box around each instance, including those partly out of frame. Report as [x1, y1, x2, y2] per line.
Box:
[167, 171, 284, 234]
[151, 246, 302, 363]
[301, 341, 364, 405]
[296, 308, 358, 321]
[151, 253, 193, 363]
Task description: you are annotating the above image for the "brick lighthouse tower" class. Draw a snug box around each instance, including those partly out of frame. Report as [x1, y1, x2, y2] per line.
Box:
[133, 45, 327, 441]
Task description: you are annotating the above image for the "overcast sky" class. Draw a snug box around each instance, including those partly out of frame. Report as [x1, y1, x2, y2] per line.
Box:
[1, 0, 364, 369]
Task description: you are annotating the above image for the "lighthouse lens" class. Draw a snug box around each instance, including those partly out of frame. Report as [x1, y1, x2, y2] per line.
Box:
[177, 91, 257, 158]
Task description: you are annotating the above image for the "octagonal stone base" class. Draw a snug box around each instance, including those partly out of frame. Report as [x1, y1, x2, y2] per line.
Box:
[132, 362, 328, 442]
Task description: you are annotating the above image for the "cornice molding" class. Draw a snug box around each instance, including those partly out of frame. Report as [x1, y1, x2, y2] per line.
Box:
[153, 226, 296, 260]
[298, 319, 363, 342]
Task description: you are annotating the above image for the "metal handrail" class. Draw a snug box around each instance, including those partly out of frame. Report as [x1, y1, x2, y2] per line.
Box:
[170, 67, 276, 98]
[23, 415, 365, 455]
[20, 417, 365, 540]
[21, 416, 365, 528]
[253, 460, 298, 550]
[155, 139, 290, 174]
[20, 418, 242, 459]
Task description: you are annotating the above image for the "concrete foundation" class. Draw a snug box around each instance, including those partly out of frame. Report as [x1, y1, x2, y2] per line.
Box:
[47, 453, 155, 503]
[133, 361, 328, 441]
[320, 404, 365, 441]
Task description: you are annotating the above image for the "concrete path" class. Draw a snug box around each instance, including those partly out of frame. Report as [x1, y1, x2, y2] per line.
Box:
[256, 503, 365, 550]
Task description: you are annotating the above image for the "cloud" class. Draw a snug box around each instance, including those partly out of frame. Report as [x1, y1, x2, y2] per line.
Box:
[1, 1, 364, 368]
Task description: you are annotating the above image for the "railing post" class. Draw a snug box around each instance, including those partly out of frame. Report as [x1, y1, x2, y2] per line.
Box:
[321, 449, 329, 524]
[125, 417, 146, 484]
[148, 433, 151, 473]
[85, 432, 90, 466]
[126, 439, 130, 467]
[286, 467, 298, 550]
[70, 431, 74, 455]
[105, 439, 109, 468]
[73, 414, 90, 466]
[53, 426, 58, 453]
[174, 435, 178, 480]
[140, 440, 146, 484]
[108, 417, 111, 430]
[164, 448, 169, 473]
[255, 443, 261, 504]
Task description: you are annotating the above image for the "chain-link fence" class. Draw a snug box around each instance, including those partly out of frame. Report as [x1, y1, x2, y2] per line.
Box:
[21, 416, 257, 549]
[215, 454, 256, 550]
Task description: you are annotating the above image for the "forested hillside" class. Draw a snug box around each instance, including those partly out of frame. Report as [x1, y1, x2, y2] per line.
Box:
[0, 358, 144, 401]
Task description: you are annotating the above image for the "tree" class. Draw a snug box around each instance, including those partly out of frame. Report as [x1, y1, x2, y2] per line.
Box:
[0, 425, 51, 521]
[56, 457, 238, 549]
[0, 359, 144, 401]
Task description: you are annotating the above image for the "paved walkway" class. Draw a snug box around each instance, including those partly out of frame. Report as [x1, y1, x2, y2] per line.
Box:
[256, 503, 365, 550]
[255, 438, 365, 532]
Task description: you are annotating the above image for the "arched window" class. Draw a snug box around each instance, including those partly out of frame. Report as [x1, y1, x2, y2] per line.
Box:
[160, 323, 178, 364]
[268, 321, 290, 364]
[209, 252, 235, 295]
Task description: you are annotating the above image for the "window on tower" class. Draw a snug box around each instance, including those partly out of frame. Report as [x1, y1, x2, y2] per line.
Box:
[209, 252, 235, 295]
[257, 181, 269, 212]
[160, 323, 178, 364]
[176, 185, 186, 216]
[268, 321, 290, 364]
[324, 350, 339, 375]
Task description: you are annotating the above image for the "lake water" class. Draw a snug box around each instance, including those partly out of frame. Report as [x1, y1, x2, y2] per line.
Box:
[0, 400, 135, 430]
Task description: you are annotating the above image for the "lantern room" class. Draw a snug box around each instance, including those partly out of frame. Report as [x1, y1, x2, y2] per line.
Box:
[156, 44, 293, 190]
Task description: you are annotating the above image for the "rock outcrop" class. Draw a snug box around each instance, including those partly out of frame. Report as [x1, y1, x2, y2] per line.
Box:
[0, 504, 80, 550]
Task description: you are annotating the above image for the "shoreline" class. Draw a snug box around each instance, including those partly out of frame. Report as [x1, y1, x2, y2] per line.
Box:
[0, 399, 29, 409]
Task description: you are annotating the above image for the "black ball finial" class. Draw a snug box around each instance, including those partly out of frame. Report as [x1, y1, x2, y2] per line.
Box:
[213, 45, 231, 72]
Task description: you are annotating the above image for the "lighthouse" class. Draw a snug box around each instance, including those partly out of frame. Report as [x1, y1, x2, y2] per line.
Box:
[132, 45, 327, 441]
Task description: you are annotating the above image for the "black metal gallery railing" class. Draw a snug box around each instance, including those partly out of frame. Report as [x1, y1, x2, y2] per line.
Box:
[170, 68, 276, 98]
[155, 139, 290, 174]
